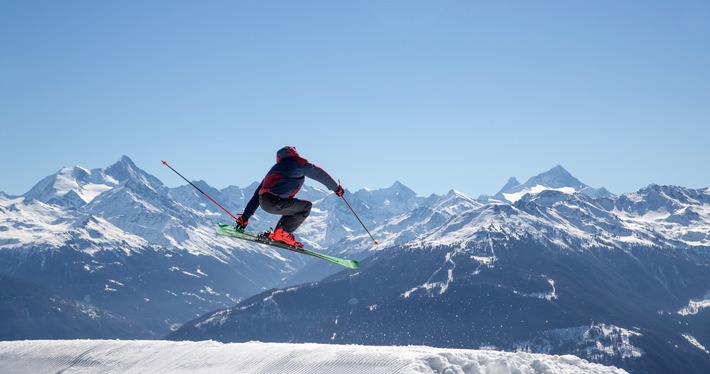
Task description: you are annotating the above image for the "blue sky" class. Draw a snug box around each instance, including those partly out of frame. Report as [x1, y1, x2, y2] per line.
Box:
[2, 1, 709, 198]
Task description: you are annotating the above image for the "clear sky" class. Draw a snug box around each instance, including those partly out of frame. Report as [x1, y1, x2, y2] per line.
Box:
[2, 1, 709, 198]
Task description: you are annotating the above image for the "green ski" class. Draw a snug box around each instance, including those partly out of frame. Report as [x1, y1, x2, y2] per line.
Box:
[216, 223, 359, 269]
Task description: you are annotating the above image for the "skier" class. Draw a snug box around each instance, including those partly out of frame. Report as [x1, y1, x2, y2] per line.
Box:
[236, 146, 344, 247]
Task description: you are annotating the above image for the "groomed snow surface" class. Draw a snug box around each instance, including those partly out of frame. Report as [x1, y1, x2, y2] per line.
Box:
[0, 340, 627, 374]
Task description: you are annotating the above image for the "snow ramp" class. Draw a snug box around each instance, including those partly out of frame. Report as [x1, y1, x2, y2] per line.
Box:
[0, 340, 627, 374]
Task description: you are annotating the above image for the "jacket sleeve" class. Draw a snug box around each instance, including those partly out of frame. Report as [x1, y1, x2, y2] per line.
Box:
[303, 163, 338, 192]
[241, 181, 262, 220]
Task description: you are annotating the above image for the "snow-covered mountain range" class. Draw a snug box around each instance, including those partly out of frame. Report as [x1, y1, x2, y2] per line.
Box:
[2, 156, 709, 372]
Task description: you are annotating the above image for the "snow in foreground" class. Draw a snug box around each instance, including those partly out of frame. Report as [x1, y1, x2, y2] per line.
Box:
[0, 340, 627, 374]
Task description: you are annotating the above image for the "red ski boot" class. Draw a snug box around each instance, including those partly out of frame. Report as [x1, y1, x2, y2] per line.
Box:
[269, 227, 303, 248]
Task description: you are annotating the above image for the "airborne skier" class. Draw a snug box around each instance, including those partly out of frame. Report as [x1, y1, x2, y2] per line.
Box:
[162, 151, 369, 269]
[235, 146, 344, 248]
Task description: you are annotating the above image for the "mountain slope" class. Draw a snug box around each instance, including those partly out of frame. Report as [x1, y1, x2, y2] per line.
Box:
[0, 274, 153, 339]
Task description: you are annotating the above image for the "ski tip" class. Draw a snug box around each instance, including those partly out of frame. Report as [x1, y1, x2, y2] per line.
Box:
[161, 160, 167, 166]
[374, 240, 378, 245]
[345, 260, 360, 269]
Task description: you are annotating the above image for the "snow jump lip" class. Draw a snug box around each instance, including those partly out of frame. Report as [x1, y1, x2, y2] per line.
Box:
[0, 340, 626, 374]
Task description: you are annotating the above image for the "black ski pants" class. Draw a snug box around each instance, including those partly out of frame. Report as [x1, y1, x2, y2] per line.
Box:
[259, 193, 312, 233]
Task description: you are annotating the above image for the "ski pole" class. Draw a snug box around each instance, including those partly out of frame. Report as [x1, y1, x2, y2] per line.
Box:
[161, 160, 240, 222]
[338, 183, 378, 245]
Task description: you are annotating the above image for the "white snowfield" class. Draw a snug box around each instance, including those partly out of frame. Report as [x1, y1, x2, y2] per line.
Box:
[0, 340, 627, 374]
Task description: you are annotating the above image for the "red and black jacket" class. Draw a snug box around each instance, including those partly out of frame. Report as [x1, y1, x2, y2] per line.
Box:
[241, 146, 338, 220]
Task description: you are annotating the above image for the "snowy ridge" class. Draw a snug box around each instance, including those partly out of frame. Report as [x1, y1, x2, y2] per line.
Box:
[503, 185, 576, 203]
[492, 165, 612, 203]
[23, 166, 118, 208]
[514, 324, 644, 361]
[0, 195, 150, 252]
[406, 186, 710, 250]
[0, 340, 627, 374]
[363, 189, 481, 250]
[682, 334, 709, 354]
[677, 292, 710, 316]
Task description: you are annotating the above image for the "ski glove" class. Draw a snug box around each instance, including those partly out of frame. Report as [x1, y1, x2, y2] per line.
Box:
[335, 185, 344, 197]
[236, 216, 249, 229]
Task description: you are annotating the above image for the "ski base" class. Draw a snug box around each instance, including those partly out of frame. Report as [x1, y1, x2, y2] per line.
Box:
[216, 223, 359, 269]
